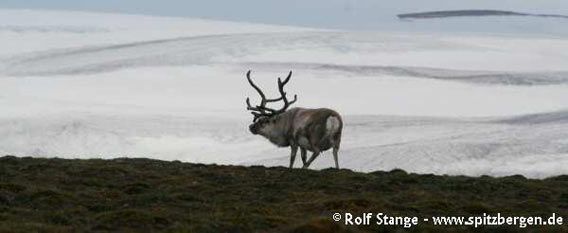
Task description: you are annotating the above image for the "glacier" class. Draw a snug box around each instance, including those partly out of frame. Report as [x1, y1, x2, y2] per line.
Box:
[1, 9, 567, 178]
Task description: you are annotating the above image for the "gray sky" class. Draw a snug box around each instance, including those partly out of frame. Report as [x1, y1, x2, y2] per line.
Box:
[1, 0, 568, 30]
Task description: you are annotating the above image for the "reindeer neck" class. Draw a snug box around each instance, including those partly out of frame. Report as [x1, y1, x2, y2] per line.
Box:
[260, 110, 297, 147]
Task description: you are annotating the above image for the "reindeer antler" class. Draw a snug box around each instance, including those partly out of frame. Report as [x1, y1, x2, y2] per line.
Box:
[245, 70, 297, 121]
[272, 71, 297, 114]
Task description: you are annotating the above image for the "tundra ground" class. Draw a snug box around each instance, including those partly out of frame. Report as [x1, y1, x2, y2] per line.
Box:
[0, 156, 567, 232]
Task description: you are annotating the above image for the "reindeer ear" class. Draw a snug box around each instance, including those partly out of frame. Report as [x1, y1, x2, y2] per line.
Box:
[250, 112, 260, 122]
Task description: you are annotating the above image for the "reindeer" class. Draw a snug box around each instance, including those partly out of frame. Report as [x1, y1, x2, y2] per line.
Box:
[245, 70, 343, 169]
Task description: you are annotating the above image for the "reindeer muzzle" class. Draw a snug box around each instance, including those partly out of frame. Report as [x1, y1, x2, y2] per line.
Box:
[249, 125, 258, 135]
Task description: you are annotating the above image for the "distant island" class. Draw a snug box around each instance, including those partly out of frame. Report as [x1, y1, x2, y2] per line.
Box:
[398, 10, 568, 20]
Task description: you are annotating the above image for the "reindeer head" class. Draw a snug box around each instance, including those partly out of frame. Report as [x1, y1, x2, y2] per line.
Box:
[245, 70, 297, 135]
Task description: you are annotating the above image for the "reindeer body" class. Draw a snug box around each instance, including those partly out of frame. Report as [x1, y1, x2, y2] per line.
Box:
[251, 107, 343, 168]
[245, 70, 344, 169]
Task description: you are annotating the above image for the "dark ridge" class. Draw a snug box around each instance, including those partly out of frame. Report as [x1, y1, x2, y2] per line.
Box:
[496, 110, 568, 125]
[242, 61, 568, 86]
[398, 9, 568, 20]
[0, 156, 567, 232]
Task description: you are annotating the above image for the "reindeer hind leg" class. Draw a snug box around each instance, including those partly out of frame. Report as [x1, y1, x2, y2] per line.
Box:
[303, 150, 320, 169]
[332, 146, 339, 169]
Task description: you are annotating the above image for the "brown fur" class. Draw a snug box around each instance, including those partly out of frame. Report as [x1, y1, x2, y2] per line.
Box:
[291, 108, 342, 152]
[249, 107, 343, 169]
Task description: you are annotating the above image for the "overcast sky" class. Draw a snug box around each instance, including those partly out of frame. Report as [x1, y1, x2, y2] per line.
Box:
[1, 0, 568, 29]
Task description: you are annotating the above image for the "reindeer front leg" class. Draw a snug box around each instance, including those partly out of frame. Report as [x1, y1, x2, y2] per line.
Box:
[300, 148, 307, 166]
[289, 145, 298, 168]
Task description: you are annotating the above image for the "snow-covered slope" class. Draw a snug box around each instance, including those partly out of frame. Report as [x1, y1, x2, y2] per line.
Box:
[0, 9, 309, 57]
[1, 9, 567, 178]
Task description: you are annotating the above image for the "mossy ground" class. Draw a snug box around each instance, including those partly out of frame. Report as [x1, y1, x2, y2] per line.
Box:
[0, 156, 566, 232]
